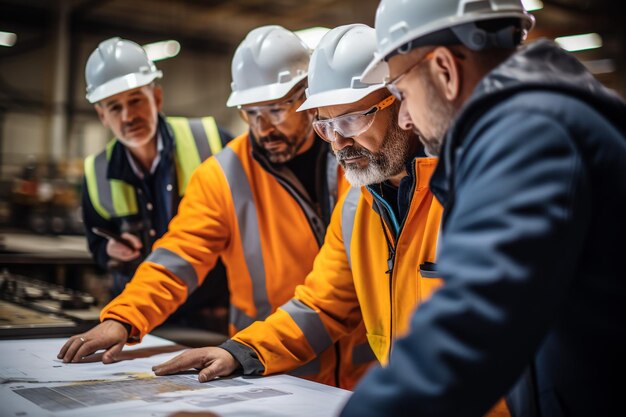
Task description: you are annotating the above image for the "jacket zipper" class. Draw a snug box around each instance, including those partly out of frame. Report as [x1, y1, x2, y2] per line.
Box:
[252, 138, 341, 384]
[251, 146, 327, 247]
[367, 159, 418, 358]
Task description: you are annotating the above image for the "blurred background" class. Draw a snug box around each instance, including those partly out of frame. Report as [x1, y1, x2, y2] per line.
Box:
[0, 0, 623, 302]
[0, 0, 624, 236]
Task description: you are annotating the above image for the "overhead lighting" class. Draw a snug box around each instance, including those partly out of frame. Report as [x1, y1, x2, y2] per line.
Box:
[0, 31, 17, 47]
[555, 33, 603, 52]
[522, 0, 543, 11]
[143, 40, 181, 61]
[295, 27, 330, 50]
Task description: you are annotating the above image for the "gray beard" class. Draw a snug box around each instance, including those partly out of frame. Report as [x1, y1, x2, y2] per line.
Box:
[337, 123, 411, 188]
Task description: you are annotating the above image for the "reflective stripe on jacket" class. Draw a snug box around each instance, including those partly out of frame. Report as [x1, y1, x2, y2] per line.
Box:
[84, 116, 223, 220]
[230, 158, 442, 384]
[99, 132, 365, 388]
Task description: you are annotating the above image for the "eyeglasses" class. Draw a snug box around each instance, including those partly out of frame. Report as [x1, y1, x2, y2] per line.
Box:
[239, 88, 306, 127]
[312, 95, 396, 143]
[384, 51, 434, 100]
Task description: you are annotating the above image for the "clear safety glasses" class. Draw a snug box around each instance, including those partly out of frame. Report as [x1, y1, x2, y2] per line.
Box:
[384, 51, 434, 100]
[312, 95, 396, 143]
[239, 88, 306, 127]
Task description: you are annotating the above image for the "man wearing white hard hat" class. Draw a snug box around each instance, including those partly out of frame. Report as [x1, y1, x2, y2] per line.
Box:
[59, 26, 371, 390]
[149, 27, 501, 412]
[341, 0, 626, 416]
[80, 37, 232, 331]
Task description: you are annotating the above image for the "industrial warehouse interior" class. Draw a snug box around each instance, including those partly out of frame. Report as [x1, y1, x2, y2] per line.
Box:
[0, 1, 624, 416]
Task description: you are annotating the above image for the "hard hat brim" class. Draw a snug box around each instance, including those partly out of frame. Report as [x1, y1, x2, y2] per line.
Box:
[226, 74, 307, 107]
[86, 71, 163, 103]
[297, 83, 386, 112]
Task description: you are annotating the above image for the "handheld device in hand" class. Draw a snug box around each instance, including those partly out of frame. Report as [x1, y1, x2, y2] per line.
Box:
[91, 227, 136, 250]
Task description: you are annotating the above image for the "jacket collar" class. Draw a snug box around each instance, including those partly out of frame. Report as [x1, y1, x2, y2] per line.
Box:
[248, 130, 329, 203]
[106, 113, 174, 185]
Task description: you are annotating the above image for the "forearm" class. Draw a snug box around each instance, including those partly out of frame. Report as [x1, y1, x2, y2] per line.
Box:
[100, 260, 191, 340]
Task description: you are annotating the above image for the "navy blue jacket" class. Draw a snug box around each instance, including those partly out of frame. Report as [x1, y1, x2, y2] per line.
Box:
[341, 39, 626, 417]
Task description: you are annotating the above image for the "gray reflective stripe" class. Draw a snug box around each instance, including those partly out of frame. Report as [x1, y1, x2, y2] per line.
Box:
[341, 187, 360, 269]
[287, 356, 321, 377]
[352, 341, 377, 365]
[187, 118, 213, 160]
[281, 299, 333, 355]
[230, 304, 256, 331]
[215, 147, 271, 320]
[326, 151, 338, 210]
[419, 268, 440, 278]
[94, 151, 114, 216]
[145, 247, 198, 294]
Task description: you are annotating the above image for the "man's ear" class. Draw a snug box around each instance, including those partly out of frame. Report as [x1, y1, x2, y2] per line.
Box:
[430, 47, 461, 101]
[153, 85, 163, 112]
[94, 104, 109, 128]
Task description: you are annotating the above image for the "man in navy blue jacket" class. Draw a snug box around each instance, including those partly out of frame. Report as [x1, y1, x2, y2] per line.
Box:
[342, 1, 626, 416]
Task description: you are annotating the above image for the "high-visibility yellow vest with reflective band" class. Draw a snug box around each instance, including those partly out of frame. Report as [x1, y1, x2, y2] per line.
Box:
[84, 116, 223, 220]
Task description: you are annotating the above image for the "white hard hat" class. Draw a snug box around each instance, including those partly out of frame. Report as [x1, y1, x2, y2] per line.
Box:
[298, 24, 388, 112]
[362, 0, 535, 83]
[226, 25, 310, 108]
[85, 37, 163, 103]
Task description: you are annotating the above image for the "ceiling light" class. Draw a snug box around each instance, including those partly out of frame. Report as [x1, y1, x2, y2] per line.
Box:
[143, 40, 181, 62]
[522, 0, 543, 11]
[0, 31, 17, 47]
[295, 27, 330, 50]
[555, 33, 603, 52]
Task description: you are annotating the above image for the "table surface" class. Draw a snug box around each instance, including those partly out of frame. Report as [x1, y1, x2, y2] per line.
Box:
[0, 231, 92, 264]
[0, 335, 351, 417]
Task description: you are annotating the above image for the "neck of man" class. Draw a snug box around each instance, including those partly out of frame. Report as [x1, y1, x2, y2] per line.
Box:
[294, 128, 316, 157]
[387, 169, 408, 188]
[385, 134, 422, 187]
[128, 137, 158, 172]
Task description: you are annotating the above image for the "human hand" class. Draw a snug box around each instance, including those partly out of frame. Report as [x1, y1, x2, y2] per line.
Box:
[57, 320, 129, 364]
[152, 347, 241, 382]
[106, 232, 142, 261]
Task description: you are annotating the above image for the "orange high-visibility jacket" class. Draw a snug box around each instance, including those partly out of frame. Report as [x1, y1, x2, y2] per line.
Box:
[99, 132, 372, 388]
[230, 158, 442, 369]
[229, 157, 510, 415]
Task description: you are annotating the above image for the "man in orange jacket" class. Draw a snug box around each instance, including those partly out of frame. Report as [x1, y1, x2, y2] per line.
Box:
[151, 22, 452, 401]
[57, 25, 370, 389]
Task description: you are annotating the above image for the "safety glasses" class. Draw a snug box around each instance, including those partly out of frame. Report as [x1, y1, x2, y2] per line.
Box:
[384, 51, 434, 100]
[312, 95, 396, 143]
[239, 88, 306, 127]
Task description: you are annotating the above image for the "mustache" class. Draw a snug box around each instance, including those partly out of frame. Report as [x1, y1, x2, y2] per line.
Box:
[335, 146, 372, 161]
[122, 119, 145, 131]
[259, 132, 287, 144]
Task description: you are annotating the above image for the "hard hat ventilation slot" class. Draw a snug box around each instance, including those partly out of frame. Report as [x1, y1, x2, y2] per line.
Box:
[277, 71, 293, 83]
[460, 0, 493, 15]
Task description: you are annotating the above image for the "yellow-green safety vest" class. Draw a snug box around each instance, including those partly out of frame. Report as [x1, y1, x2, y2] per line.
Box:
[84, 116, 223, 220]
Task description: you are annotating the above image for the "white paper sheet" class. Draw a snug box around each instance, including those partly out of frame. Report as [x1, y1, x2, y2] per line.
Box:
[0, 336, 351, 417]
